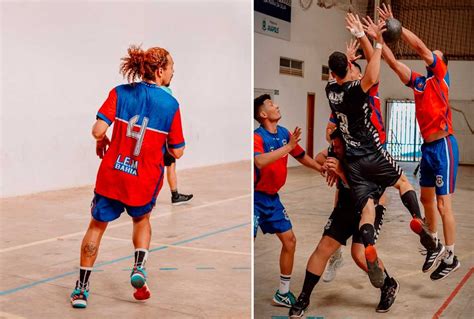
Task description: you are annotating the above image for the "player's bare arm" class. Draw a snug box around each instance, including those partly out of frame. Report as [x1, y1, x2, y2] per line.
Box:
[92, 119, 110, 159]
[360, 17, 385, 92]
[346, 13, 374, 62]
[295, 154, 324, 173]
[377, 3, 433, 65]
[167, 146, 184, 159]
[361, 15, 411, 85]
[254, 127, 302, 169]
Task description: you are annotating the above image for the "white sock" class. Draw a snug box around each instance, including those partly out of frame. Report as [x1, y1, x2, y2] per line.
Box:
[443, 244, 454, 264]
[279, 274, 291, 294]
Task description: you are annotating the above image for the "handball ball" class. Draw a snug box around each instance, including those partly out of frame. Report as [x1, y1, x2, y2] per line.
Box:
[382, 18, 402, 43]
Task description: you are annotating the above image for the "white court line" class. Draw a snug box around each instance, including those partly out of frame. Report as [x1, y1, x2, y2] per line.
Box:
[0, 312, 27, 319]
[0, 194, 249, 254]
[103, 235, 250, 256]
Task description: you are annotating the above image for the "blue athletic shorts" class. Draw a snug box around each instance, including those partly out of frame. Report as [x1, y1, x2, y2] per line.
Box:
[254, 191, 292, 237]
[91, 192, 155, 222]
[419, 135, 459, 195]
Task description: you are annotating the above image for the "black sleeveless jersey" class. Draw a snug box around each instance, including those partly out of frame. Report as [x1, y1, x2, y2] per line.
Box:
[325, 79, 379, 158]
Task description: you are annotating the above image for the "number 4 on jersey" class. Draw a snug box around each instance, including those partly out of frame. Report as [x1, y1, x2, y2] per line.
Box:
[126, 115, 149, 156]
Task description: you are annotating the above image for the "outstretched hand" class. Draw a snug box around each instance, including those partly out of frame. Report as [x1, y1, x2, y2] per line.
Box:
[345, 13, 365, 37]
[377, 3, 394, 20]
[362, 16, 386, 43]
[346, 38, 362, 62]
[289, 127, 302, 149]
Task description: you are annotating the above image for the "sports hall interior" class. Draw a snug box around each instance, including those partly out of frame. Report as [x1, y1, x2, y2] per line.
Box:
[254, 0, 473, 318]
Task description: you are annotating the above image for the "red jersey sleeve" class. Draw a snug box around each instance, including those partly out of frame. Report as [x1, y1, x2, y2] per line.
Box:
[254, 133, 264, 156]
[328, 113, 337, 124]
[428, 52, 448, 80]
[406, 70, 425, 92]
[167, 108, 185, 149]
[97, 88, 117, 125]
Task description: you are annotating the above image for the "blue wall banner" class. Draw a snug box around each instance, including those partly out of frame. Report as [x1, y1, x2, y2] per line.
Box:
[254, 0, 292, 41]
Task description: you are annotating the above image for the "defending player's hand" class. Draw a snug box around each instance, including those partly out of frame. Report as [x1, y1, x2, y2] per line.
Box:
[345, 13, 364, 38]
[289, 127, 302, 149]
[346, 39, 362, 62]
[377, 3, 394, 21]
[363, 16, 386, 44]
[96, 135, 110, 159]
[326, 171, 338, 187]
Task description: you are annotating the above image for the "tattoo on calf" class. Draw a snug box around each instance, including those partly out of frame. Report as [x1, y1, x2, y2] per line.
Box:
[83, 242, 98, 257]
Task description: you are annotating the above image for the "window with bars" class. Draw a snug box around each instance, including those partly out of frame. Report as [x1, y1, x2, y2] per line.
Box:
[279, 57, 304, 77]
[386, 100, 423, 162]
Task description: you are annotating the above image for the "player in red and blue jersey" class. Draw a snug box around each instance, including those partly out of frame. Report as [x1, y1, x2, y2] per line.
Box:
[378, 4, 460, 281]
[71, 46, 185, 308]
[254, 94, 323, 308]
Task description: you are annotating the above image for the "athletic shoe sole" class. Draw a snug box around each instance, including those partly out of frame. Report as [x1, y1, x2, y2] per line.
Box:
[431, 261, 461, 281]
[423, 245, 446, 273]
[375, 278, 400, 313]
[131, 273, 146, 288]
[410, 219, 436, 250]
[133, 283, 151, 300]
[71, 299, 87, 308]
[171, 197, 194, 206]
[272, 297, 292, 308]
[365, 246, 384, 288]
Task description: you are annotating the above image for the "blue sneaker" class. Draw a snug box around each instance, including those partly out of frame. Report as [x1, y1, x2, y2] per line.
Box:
[130, 267, 147, 289]
[70, 281, 89, 308]
[272, 290, 296, 307]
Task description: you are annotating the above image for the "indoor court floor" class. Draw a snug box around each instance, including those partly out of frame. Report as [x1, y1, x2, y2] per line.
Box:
[255, 162, 473, 319]
[0, 161, 251, 319]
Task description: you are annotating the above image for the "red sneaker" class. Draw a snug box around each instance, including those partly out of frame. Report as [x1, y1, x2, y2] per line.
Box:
[133, 283, 151, 300]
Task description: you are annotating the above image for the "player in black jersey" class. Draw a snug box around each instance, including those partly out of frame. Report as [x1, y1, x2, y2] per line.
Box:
[325, 13, 436, 289]
[289, 129, 399, 318]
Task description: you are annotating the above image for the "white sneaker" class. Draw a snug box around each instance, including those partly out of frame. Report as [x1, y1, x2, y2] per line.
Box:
[322, 247, 343, 282]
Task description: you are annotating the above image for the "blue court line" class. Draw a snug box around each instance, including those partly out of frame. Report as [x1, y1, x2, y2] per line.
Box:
[159, 267, 178, 271]
[0, 222, 249, 296]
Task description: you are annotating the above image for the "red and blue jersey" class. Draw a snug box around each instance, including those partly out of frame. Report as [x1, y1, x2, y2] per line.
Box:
[95, 82, 185, 206]
[406, 52, 453, 141]
[254, 125, 305, 195]
[328, 82, 386, 145]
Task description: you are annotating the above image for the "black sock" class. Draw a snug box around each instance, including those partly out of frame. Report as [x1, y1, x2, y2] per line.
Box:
[78, 267, 92, 289]
[401, 190, 421, 219]
[134, 249, 149, 268]
[383, 269, 391, 286]
[171, 190, 179, 198]
[301, 270, 320, 298]
[360, 223, 375, 247]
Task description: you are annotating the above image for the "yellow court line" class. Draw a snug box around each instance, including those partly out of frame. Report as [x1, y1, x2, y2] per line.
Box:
[0, 312, 27, 319]
[0, 194, 250, 254]
[103, 235, 250, 256]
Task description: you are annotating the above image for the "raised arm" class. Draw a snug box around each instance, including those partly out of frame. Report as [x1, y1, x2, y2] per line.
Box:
[360, 17, 385, 92]
[377, 3, 433, 65]
[346, 13, 374, 61]
[362, 14, 411, 85]
[381, 44, 411, 85]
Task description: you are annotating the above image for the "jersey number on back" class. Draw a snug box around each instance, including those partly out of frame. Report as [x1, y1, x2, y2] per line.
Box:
[126, 115, 149, 156]
[336, 112, 349, 135]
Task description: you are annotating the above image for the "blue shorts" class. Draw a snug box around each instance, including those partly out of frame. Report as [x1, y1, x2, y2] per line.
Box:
[91, 193, 155, 222]
[254, 191, 292, 237]
[419, 135, 459, 195]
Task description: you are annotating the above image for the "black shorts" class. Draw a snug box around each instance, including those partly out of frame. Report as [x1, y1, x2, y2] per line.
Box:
[322, 202, 385, 246]
[164, 151, 176, 167]
[343, 149, 402, 211]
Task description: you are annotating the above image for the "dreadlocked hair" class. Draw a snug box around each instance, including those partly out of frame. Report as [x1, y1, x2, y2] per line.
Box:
[120, 45, 170, 83]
